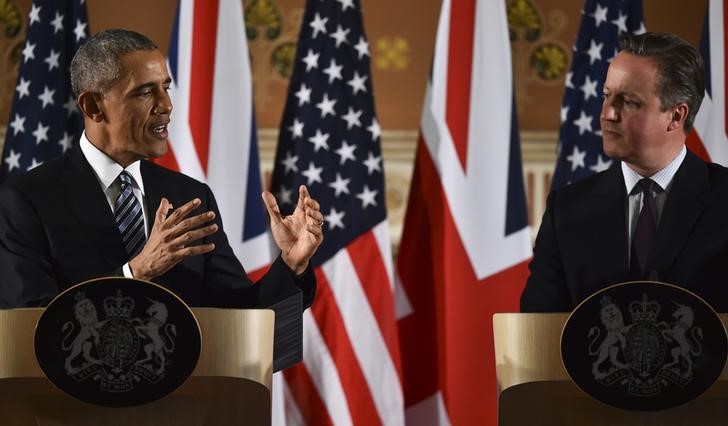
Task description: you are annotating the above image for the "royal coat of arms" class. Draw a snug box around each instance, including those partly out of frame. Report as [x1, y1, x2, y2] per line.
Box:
[35, 277, 201, 407]
[561, 281, 727, 411]
[587, 294, 703, 396]
[61, 289, 177, 392]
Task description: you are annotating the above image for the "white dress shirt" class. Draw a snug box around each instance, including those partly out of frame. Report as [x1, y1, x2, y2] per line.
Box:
[79, 132, 149, 277]
[622, 145, 686, 260]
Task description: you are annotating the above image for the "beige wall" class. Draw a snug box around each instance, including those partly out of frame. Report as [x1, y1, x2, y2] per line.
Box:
[0, 0, 708, 131]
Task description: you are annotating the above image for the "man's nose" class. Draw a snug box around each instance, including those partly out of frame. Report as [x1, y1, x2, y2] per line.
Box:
[154, 92, 173, 115]
[601, 100, 618, 121]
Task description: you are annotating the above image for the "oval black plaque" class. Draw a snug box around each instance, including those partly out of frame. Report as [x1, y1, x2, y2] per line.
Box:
[561, 281, 727, 411]
[35, 277, 201, 407]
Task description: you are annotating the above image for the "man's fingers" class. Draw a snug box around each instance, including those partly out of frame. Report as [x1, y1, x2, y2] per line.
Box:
[297, 185, 309, 210]
[307, 209, 324, 225]
[169, 223, 218, 248]
[168, 210, 216, 238]
[304, 196, 320, 212]
[176, 243, 216, 258]
[262, 191, 283, 224]
[154, 198, 172, 224]
[165, 198, 202, 226]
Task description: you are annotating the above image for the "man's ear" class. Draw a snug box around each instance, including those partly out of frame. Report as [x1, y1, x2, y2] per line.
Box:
[667, 103, 688, 132]
[77, 92, 104, 122]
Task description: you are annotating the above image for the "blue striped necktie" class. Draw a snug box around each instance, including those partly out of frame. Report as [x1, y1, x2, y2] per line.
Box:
[114, 171, 146, 259]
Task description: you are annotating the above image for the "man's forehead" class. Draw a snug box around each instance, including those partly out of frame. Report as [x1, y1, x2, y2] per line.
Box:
[114, 49, 170, 88]
[604, 52, 657, 94]
[118, 50, 169, 75]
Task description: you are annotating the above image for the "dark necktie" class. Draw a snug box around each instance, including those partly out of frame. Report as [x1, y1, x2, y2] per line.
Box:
[114, 171, 146, 259]
[630, 178, 657, 278]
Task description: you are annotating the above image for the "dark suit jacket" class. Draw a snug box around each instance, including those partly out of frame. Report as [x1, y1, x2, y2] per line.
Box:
[521, 150, 728, 313]
[0, 145, 315, 310]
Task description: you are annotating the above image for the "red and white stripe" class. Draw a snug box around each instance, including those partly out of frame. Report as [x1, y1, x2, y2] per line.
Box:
[284, 220, 404, 425]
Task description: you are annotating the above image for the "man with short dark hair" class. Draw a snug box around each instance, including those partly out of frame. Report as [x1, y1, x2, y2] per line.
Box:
[0, 29, 323, 310]
[521, 32, 728, 312]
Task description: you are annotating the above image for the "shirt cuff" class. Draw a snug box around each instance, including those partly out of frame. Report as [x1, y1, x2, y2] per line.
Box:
[122, 262, 135, 278]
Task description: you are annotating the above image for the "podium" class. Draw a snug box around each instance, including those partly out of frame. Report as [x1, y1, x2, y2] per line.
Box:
[0, 308, 274, 425]
[494, 313, 728, 425]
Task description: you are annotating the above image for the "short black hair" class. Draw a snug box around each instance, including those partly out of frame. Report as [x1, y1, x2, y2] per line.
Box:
[70, 29, 157, 97]
[619, 32, 705, 132]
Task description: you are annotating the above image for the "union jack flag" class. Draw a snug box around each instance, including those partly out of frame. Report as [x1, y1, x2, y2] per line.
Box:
[269, 0, 404, 424]
[158, 0, 274, 278]
[396, 0, 531, 424]
[1, 0, 88, 182]
[689, 0, 728, 165]
[552, 0, 644, 190]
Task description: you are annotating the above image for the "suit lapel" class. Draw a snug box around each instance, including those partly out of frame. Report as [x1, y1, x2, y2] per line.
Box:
[62, 146, 128, 261]
[591, 167, 630, 276]
[650, 151, 708, 276]
[141, 160, 163, 231]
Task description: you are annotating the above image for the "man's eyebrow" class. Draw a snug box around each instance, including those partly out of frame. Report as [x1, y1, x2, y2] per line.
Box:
[603, 87, 643, 99]
[130, 78, 172, 92]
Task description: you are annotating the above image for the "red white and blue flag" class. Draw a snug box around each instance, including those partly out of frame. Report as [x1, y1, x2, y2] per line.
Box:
[269, 0, 404, 424]
[690, 0, 728, 165]
[1, 0, 88, 182]
[551, 0, 644, 190]
[160, 0, 274, 279]
[396, 0, 531, 424]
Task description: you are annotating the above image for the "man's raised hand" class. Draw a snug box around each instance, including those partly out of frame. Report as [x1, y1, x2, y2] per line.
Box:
[129, 197, 218, 281]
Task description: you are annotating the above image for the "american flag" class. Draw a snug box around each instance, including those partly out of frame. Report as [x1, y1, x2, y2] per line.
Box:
[689, 0, 728, 165]
[551, 0, 644, 190]
[0, 0, 88, 183]
[269, 0, 404, 424]
[396, 0, 531, 424]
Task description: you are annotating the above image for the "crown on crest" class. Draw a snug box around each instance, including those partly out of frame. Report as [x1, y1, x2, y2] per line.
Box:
[103, 289, 135, 318]
[629, 293, 660, 322]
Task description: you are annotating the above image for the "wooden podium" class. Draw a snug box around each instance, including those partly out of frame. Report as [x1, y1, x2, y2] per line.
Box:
[0, 308, 274, 426]
[494, 313, 728, 426]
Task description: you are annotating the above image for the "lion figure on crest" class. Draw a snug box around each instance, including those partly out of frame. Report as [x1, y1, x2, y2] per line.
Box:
[588, 299, 629, 379]
[62, 294, 103, 374]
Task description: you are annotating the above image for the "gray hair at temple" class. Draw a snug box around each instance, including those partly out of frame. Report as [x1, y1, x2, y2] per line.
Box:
[70, 29, 158, 97]
[618, 32, 705, 132]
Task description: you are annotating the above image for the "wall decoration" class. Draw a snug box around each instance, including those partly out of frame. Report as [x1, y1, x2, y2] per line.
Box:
[245, 0, 283, 40]
[270, 40, 296, 78]
[374, 36, 409, 71]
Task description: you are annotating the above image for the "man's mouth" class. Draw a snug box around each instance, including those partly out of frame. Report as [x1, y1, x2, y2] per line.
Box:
[602, 127, 621, 138]
[150, 122, 169, 138]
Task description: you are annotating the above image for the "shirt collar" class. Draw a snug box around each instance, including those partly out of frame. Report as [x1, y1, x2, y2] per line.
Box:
[621, 145, 686, 195]
[79, 132, 145, 195]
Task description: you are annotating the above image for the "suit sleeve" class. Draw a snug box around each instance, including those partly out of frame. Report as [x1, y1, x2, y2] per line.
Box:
[0, 185, 125, 308]
[520, 191, 571, 312]
[0, 185, 59, 307]
[198, 184, 316, 309]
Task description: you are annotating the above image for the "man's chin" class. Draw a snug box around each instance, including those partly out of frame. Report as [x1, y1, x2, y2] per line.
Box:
[145, 139, 169, 159]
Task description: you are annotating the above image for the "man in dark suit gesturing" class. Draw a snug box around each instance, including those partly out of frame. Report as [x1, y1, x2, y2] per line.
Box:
[522, 32, 728, 313]
[0, 29, 324, 311]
